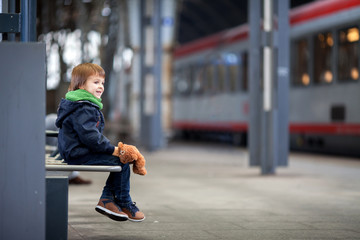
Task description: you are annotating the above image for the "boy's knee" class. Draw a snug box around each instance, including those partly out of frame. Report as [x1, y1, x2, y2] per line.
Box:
[120, 162, 130, 171]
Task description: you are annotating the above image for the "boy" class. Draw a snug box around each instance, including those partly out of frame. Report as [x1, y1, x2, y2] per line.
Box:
[56, 63, 145, 222]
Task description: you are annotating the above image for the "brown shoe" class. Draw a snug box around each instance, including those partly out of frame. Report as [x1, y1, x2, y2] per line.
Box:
[95, 199, 128, 221]
[121, 202, 145, 222]
[69, 176, 92, 185]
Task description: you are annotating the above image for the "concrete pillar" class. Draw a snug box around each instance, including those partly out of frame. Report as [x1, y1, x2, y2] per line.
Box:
[0, 42, 46, 240]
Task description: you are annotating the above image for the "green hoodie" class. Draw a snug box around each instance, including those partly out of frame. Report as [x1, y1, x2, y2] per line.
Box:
[65, 89, 103, 110]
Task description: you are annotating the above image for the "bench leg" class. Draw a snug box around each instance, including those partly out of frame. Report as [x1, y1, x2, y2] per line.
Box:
[46, 176, 68, 240]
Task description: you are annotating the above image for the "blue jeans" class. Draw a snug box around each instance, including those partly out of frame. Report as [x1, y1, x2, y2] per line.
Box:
[81, 153, 132, 205]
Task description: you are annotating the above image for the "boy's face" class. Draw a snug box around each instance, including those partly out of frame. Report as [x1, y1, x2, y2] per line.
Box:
[80, 74, 105, 99]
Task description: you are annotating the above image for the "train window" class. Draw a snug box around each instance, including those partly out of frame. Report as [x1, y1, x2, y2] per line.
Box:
[174, 66, 191, 96]
[313, 32, 333, 84]
[217, 63, 226, 92]
[205, 64, 215, 92]
[187, 65, 195, 93]
[193, 67, 205, 94]
[174, 68, 186, 96]
[293, 39, 310, 86]
[223, 52, 239, 93]
[241, 52, 248, 91]
[338, 26, 359, 81]
[229, 64, 238, 92]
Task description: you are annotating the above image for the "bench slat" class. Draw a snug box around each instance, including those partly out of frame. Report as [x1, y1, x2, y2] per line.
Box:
[46, 130, 59, 137]
[46, 165, 122, 172]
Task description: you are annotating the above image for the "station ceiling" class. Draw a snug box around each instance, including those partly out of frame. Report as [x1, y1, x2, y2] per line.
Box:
[34, 0, 316, 46]
[176, 0, 315, 45]
[29, 0, 318, 108]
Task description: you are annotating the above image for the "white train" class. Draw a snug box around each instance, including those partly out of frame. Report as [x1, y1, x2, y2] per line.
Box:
[172, 0, 360, 156]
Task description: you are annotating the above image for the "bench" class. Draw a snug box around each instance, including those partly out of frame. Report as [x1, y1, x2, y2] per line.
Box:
[45, 130, 122, 173]
[45, 130, 121, 240]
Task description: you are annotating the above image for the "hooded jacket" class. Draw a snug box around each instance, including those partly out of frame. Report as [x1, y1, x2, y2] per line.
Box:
[55, 99, 114, 164]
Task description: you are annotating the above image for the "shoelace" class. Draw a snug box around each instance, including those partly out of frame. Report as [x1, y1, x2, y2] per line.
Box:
[114, 198, 139, 214]
[126, 202, 139, 215]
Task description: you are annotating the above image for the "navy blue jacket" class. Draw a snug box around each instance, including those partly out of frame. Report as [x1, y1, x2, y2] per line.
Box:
[55, 99, 114, 164]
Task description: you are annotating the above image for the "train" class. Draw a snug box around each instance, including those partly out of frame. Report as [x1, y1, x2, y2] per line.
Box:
[172, 0, 360, 157]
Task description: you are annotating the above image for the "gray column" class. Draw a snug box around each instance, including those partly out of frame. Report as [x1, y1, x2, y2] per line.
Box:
[20, 0, 37, 42]
[140, 0, 163, 151]
[261, 0, 277, 174]
[0, 42, 46, 240]
[276, 0, 290, 166]
[248, 0, 262, 167]
[248, 0, 289, 173]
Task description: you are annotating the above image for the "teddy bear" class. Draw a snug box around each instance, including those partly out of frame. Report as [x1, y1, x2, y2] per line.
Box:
[117, 142, 147, 175]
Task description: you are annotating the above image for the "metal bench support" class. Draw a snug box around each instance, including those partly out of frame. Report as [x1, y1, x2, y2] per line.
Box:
[46, 176, 68, 240]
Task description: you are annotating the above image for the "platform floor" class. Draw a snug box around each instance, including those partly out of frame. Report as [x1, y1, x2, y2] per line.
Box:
[67, 141, 360, 240]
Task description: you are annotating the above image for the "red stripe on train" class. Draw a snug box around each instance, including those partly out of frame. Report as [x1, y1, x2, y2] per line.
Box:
[290, 0, 360, 25]
[290, 123, 360, 135]
[173, 26, 249, 59]
[173, 121, 248, 132]
[173, 121, 360, 135]
[174, 0, 360, 58]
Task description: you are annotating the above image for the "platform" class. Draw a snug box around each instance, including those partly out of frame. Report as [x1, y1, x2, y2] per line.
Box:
[67, 141, 360, 240]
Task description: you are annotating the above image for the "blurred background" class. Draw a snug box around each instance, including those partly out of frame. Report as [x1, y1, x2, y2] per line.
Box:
[2, 0, 359, 157]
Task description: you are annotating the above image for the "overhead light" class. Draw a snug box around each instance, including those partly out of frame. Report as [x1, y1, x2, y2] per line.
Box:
[351, 67, 359, 80]
[302, 73, 310, 86]
[324, 70, 333, 83]
[326, 34, 333, 46]
[347, 28, 359, 42]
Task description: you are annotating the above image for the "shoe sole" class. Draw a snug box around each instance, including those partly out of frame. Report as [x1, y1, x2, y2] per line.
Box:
[95, 206, 128, 221]
[128, 216, 146, 222]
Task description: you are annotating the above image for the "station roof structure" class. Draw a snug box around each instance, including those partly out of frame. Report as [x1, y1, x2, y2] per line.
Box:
[176, 0, 314, 45]
[33, 0, 315, 46]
